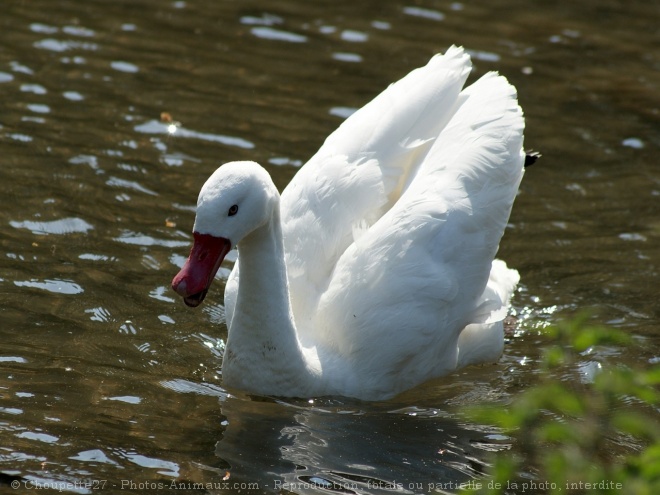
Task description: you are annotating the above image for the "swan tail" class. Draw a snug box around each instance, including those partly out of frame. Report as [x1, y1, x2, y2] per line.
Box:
[470, 259, 519, 325]
[456, 259, 518, 368]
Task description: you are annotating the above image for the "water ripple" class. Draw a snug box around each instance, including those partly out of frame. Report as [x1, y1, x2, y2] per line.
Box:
[106, 176, 157, 196]
[20, 84, 47, 94]
[160, 378, 227, 398]
[16, 431, 59, 444]
[134, 120, 254, 149]
[10, 217, 94, 235]
[106, 396, 142, 404]
[33, 38, 99, 52]
[332, 53, 363, 63]
[14, 279, 84, 295]
[62, 25, 96, 38]
[402, 6, 445, 21]
[29, 23, 58, 34]
[251, 26, 308, 43]
[0, 356, 28, 363]
[113, 230, 189, 248]
[116, 450, 179, 477]
[69, 449, 119, 465]
[110, 61, 139, 73]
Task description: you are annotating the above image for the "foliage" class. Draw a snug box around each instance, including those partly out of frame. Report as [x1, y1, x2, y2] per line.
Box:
[464, 314, 660, 494]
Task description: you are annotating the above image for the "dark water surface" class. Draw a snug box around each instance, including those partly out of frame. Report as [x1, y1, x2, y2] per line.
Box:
[0, 0, 658, 493]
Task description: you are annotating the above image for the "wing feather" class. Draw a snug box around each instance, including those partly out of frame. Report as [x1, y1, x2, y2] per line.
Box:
[310, 69, 524, 390]
[281, 46, 473, 329]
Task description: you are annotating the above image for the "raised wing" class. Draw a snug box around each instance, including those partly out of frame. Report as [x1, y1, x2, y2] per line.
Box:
[280, 46, 472, 328]
[310, 71, 525, 392]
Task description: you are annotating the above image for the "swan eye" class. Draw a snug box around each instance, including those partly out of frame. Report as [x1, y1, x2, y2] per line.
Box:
[228, 204, 239, 216]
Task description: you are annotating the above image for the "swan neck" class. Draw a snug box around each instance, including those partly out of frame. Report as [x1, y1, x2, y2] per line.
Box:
[223, 201, 317, 395]
[236, 206, 292, 316]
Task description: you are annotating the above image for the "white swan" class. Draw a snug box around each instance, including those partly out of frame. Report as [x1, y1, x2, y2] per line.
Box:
[172, 46, 526, 400]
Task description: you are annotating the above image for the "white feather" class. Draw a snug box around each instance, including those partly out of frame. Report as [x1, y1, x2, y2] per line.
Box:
[189, 46, 525, 400]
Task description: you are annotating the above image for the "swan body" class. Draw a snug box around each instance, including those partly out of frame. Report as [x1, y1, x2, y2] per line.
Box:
[172, 46, 526, 400]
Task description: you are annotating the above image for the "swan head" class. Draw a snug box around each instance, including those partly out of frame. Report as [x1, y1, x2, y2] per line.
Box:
[171, 161, 277, 307]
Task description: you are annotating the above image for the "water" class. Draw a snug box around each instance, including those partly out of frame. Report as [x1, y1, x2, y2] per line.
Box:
[0, 0, 658, 493]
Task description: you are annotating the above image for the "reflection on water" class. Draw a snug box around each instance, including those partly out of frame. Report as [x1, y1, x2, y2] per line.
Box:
[0, 0, 658, 493]
[215, 395, 503, 494]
